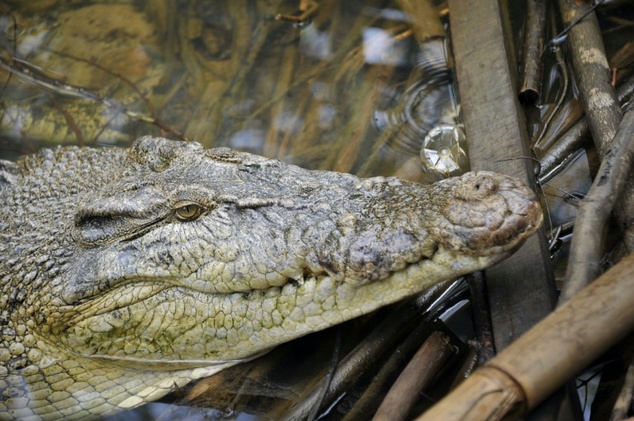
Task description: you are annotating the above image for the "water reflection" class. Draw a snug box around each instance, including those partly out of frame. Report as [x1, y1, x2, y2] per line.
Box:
[0, 0, 459, 182]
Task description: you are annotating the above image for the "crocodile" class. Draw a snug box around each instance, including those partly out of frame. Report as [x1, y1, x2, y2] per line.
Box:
[0, 136, 542, 420]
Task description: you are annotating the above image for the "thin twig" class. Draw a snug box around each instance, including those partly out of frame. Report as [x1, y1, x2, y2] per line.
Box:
[49, 49, 157, 116]
[547, 0, 606, 49]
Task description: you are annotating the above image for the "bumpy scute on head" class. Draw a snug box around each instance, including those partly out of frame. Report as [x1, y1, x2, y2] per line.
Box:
[130, 135, 204, 172]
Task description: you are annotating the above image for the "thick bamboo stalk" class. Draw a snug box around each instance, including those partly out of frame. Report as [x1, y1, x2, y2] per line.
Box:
[416, 252, 634, 421]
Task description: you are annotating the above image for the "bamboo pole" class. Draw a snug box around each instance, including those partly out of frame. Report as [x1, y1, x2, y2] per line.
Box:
[416, 252, 634, 421]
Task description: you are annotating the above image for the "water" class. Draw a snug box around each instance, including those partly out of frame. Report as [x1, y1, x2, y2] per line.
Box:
[0, 0, 461, 182]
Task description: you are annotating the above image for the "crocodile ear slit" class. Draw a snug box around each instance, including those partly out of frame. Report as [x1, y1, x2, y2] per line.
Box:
[73, 186, 170, 246]
[73, 210, 167, 246]
[74, 213, 131, 245]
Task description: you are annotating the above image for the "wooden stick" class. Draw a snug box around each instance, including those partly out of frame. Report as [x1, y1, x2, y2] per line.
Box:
[449, 0, 555, 354]
[372, 332, 455, 421]
[557, 0, 622, 157]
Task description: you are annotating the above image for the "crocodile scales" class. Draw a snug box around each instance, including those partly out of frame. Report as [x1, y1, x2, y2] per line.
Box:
[0, 136, 543, 420]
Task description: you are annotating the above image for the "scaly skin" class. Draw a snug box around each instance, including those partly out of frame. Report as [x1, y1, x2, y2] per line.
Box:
[0, 136, 542, 420]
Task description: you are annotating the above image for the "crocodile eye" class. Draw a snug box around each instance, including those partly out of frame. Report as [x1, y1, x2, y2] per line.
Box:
[174, 203, 204, 221]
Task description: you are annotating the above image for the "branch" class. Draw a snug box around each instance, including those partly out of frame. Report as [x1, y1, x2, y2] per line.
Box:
[560, 108, 634, 302]
[557, 0, 621, 157]
[372, 332, 455, 421]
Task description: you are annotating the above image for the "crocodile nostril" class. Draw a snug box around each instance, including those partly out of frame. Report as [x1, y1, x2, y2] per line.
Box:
[473, 175, 497, 196]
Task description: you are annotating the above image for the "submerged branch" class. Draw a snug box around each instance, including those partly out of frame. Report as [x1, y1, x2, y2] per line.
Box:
[0, 55, 190, 142]
[395, 0, 445, 43]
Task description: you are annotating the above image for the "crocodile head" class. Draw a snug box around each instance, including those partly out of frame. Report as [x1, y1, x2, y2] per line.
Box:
[0, 136, 542, 419]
